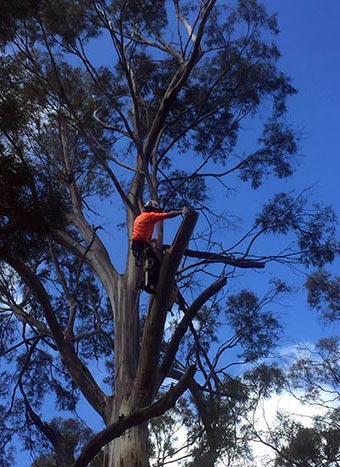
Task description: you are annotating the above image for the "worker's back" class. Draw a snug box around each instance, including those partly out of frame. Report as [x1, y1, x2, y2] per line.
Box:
[132, 211, 170, 242]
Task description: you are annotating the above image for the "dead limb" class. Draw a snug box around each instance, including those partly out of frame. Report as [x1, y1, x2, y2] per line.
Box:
[162, 245, 266, 269]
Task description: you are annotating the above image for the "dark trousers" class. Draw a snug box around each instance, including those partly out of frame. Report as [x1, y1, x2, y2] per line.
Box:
[131, 239, 147, 266]
[131, 240, 161, 292]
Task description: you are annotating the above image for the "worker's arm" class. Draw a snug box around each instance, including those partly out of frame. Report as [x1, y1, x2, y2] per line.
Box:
[164, 209, 184, 218]
[148, 210, 184, 223]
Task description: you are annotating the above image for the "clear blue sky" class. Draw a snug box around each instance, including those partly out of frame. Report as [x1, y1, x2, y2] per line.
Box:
[256, 0, 340, 344]
[267, 0, 340, 209]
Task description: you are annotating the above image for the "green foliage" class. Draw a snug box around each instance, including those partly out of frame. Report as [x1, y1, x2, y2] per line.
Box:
[240, 121, 296, 188]
[225, 289, 282, 360]
[158, 170, 208, 209]
[275, 426, 323, 466]
[0, 0, 39, 43]
[244, 363, 285, 398]
[39, 0, 99, 45]
[149, 406, 185, 464]
[31, 417, 103, 467]
[289, 337, 340, 403]
[110, 0, 168, 34]
[306, 270, 340, 321]
[0, 55, 38, 132]
[271, 411, 340, 467]
[180, 384, 252, 467]
[257, 193, 339, 266]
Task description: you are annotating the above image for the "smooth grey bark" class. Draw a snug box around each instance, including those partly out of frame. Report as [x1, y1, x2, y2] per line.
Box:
[74, 367, 196, 467]
[104, 208, 199, 467]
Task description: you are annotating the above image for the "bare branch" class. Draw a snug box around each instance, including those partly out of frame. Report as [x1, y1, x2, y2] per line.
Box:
[143, 1, 217, 162]
[174, 0, 197, 43]
[92, 108, 132, 139]
[162, 246, 266, 270]
[20, 380, 61, 451]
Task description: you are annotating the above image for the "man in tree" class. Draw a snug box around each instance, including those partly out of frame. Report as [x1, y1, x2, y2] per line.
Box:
[131, 200, 184, 291]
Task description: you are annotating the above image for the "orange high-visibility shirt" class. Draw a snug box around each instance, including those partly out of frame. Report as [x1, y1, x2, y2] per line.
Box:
[132, 212, 170, 242]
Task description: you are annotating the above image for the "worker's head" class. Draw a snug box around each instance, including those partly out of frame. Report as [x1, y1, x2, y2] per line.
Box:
[143, 200, 160, 212]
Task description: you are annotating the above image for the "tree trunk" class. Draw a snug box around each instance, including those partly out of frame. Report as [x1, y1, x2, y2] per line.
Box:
[102, 209, 198, 467]
[103, 253, 150, 467]
[104, 422, 149, 467]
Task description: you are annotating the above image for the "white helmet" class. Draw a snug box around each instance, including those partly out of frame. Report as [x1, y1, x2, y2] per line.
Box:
[143, 200, 160, 211]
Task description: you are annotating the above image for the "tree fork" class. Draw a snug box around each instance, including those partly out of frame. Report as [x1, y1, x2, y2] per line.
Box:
[73, 366, 196, 467]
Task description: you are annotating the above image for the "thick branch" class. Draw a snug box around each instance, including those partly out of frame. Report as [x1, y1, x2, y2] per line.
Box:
[143, 1, 216, 162]
[160, 277, 227, 380]
[0, 249, 110, 420]
[51, 228, 119, 306]
[20, 381, 62, 451]
[169, 368, 222, 466]
[0, 282, 52, 337]
[189, 379, 219, 467]
[73, 365, 196, 467]
[58, 128, 119, 288]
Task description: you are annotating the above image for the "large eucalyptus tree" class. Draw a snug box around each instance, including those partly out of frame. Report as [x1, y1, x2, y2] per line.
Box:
[0, 1, 337, 466]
